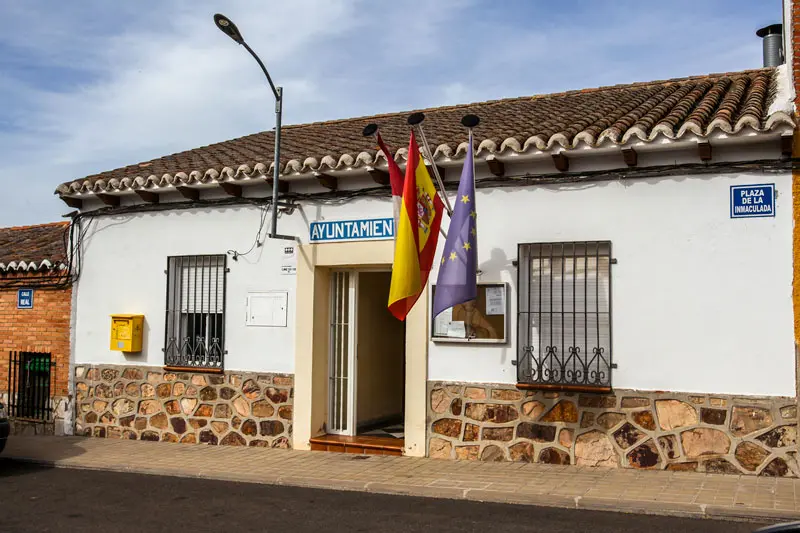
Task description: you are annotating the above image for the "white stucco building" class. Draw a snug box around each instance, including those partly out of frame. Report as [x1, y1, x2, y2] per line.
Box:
[59, 51, 800, 474]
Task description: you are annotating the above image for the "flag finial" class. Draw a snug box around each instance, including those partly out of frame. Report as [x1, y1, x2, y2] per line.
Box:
[362, 123, 378, 137]
[407, 112, 425, 126]
[461, 114, 480, 128]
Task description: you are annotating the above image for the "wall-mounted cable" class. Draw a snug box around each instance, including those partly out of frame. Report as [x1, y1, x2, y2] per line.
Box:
[227, 204, 271, 262]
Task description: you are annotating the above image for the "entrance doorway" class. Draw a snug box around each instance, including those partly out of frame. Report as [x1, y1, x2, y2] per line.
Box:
[320, 270, 405, 454]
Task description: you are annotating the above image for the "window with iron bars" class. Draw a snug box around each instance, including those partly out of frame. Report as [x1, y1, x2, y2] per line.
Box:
[164, 255, 227, 370]
[516, 242, 613, 390]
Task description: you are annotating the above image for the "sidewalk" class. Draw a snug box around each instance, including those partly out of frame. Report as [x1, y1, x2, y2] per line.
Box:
[4, 435, 800, 523]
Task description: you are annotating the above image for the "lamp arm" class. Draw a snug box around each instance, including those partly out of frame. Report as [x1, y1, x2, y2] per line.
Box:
[241, 41, 280, 101]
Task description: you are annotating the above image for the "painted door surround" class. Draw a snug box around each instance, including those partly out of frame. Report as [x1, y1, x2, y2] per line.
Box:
[292, 240, 429, 457]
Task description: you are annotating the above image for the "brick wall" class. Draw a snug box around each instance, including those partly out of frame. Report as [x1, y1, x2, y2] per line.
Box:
[794, 1, 800, 107]
[0, 278, 71, 397]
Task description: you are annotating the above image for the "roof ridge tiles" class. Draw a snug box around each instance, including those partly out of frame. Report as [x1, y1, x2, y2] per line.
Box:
[55, 67, 793, 196]
[0, 222, 69, 270]
[279, 68, 778, 129]
[0, 221, 69, 232]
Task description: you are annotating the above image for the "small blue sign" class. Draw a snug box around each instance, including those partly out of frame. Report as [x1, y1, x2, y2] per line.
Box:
[17, 289, 33, 309]
[310, 217, 394, 243]
[731, 184, 775, 219]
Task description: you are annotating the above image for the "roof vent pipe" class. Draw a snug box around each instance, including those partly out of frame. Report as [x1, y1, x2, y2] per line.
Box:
[756, 24, 784, 67]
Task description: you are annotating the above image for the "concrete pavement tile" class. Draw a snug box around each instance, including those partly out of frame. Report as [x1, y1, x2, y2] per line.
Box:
[706, 505, 800, 522]
[277, 476, 369, 492]
[584, 491, 624, 499]
[518, 488, 556, 496]
[578, 497, 705, 518]
[520, 485, 562, 494]
[658, 496, 697, 505]
[466, 490, 577, 509]
[384, 478, 431, 487]
[551, 490, 590, 498]
[460, 490, 534, 505]
[427, 480, 491, 490]
[365, 483, 465, 500]
[481, 482, 522, 492]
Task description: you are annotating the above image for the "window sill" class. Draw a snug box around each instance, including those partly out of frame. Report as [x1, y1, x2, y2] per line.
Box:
[516, 382, 612, 394]
[164, 365, 224, 375]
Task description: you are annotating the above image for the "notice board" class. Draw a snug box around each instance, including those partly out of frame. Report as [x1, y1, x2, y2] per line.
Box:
[431, 283, 507, 344]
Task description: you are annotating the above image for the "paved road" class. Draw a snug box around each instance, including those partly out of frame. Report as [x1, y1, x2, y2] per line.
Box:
[0, 459, 774, 533]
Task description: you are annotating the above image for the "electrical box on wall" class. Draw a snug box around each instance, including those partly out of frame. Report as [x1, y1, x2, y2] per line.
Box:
[110, 314, 144, 352]
[246, 292, 288, 327]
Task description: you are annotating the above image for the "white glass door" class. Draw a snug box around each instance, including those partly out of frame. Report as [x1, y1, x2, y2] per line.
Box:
[328, 271, 358, 435]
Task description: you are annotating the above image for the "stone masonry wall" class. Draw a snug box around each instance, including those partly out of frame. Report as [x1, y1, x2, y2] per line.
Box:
[75, 365, 293, 447]
[0, 392, 70, 436]
[428, 382, 798, 477]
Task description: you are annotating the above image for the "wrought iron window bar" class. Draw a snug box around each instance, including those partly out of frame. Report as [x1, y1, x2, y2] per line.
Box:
[516, 241, 613, 388]
[164, 255, 227, 369]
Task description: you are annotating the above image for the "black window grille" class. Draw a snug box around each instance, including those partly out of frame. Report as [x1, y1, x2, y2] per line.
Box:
[7, 351, 54, 421]
[164, 255, 227, 369]
[516, 242, 613, 389]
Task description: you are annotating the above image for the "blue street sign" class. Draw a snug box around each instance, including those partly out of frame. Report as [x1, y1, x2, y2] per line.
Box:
[17, 289, 33, 309]
[730, 184, 775, 219]
[310, 217, 394, 243]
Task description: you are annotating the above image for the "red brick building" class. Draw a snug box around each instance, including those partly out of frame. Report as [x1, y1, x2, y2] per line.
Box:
[0, 222, 73, 434]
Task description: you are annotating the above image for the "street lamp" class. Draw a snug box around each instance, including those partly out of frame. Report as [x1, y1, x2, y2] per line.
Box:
[213, 13, 293, 240]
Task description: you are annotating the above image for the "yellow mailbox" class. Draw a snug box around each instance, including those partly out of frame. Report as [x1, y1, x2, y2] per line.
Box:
[110, 314, 144, 352]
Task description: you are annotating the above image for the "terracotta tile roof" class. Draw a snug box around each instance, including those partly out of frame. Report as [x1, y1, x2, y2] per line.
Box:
[56, 67, 794, 195]
[0, 222, 69, 272]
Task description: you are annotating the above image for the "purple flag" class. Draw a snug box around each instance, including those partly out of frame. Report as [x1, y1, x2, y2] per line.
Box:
[432, 131, 477, 318]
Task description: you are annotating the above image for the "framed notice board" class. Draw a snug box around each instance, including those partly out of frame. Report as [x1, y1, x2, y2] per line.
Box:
[431, 283, 508, 344]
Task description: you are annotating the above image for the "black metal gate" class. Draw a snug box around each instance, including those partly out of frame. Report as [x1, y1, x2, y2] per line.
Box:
[7, 351, 54, 421]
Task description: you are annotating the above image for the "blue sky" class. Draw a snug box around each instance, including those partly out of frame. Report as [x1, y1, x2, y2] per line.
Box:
[0, 0, 782, 226]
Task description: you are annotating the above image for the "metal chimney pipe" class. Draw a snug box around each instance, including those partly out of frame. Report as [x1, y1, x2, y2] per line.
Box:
[756, 24, 784, 67]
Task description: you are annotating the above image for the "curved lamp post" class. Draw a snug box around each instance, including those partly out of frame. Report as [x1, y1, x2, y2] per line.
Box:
[214, 13, 292, 240]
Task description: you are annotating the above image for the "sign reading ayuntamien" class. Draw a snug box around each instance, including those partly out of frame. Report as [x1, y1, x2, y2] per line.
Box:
[730, 184, 775, 218]
[310, 217, 394, 242]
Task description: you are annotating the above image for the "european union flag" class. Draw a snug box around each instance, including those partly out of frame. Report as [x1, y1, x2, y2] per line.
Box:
[432, 131, 477, 318]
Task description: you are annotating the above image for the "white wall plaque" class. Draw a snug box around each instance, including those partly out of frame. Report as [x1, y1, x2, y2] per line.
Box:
[246, 291, 288, 327]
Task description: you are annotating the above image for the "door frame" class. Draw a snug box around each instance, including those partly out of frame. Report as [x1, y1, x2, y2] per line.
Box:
[327, 270, 358, 436]
[293, 239, 430, 457]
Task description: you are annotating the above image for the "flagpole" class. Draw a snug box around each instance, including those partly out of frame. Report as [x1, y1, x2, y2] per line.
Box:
[407, 113, 454, 217]
[461, 114, 480, 271]
[362, 123, 448, 240]
[462, 114, 481, 339]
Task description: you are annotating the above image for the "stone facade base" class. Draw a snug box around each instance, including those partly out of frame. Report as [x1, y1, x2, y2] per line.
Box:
[74, 365, 293, 447]
[1, 393, 71, 436]
[428, 382, 798, 477]
[11, 418, 55, 436]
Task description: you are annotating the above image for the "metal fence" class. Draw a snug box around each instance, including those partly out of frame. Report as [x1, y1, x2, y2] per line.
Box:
[7, 351, 54, 421]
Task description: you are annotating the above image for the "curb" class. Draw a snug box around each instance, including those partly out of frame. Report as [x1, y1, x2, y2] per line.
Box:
[4, 454, 791, 524]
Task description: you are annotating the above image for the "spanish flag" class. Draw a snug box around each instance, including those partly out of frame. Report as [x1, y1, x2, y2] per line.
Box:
[375, 133, 404, 241]
[388, 131, 444, 320]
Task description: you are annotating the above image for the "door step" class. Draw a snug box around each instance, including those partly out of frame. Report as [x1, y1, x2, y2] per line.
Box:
[309, 434, 404, 456]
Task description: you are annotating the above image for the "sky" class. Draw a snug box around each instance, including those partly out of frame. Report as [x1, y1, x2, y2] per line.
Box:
[0, 0, 783, 226]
